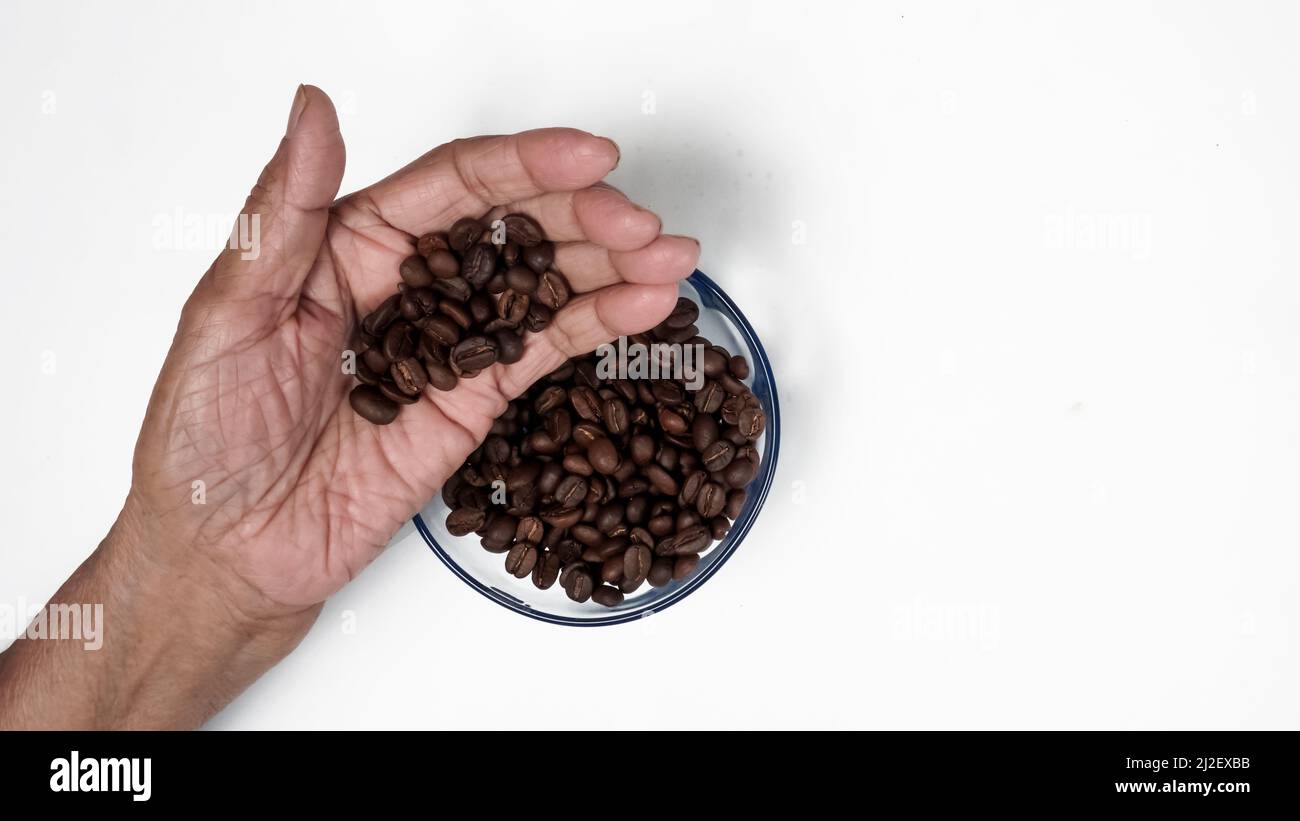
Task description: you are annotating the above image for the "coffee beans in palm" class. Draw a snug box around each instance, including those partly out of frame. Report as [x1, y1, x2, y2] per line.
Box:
[347, 213, 570, 424]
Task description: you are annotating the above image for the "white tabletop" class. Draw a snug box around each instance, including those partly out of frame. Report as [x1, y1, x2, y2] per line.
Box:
[1, 0, 1297, 729]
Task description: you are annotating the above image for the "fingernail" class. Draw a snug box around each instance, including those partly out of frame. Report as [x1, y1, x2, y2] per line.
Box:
[599, 136, 621, 169]
[286, 84, 309, 136]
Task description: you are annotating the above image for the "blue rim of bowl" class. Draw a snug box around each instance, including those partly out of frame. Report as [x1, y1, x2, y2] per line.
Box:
[413, 269, 781, 626]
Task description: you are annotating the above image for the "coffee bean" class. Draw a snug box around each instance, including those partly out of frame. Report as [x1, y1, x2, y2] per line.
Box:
[515, 516, 544, 544]
[458, 242, 496, 288]
[523, 241, 554, 274]
[379, 382, 419, 405]
[672, 554, 700, 581]
[432, 276, 472, 302]
[523, 302, 552, 332]
[446, 507, 486, 537]
[349, 385, 399, 425]
[531, 551, 562, 589]
[505, 544, 538, 578]
[623, 544, 652, 586]
[361, 294, 402, 336]
[540, 506, 583, 529]
[569, 386, 602, 422]
[555, 475, 588, 507]
[603, 397, 629, 435]
[426, 249, 461, 279]
[696, 482, 727, 519]
[701, 440, 735, 471]
[694, 380, 726, 414]
[503, 213, 544, 246]
[497, 289, 530, 324]
[725, 489, 747, 519]
[439, 299, 472, 329]
[400, 254, 434, 288]
[591, 585, 624, 607]
[504, 265, 538, 294]
[692, 413, 719, 451]
[664, 297, 699, 329]
[390, 358, 428, 395]
[425, 360, 457, 391]
[738, 406, 766, 440]
[451, 336, 498, 371]
[362, 347, 390, 373]
[448, 217, 484, 252]
[535, 270, 571, 310]
[647, 557, 674, 587]
[563, 568, 594, 602]
[416, 232, 449, 258]
[588, 437, 620, 474]
[495, 329, 524, 365]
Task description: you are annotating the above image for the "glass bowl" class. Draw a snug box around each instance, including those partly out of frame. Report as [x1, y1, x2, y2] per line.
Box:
[413, 270, 780, 625]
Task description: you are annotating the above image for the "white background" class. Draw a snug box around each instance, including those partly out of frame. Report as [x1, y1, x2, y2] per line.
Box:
[2, 0, 1298, 729]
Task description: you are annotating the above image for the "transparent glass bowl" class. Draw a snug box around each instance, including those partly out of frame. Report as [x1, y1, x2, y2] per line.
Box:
[413, 270, 780, 625]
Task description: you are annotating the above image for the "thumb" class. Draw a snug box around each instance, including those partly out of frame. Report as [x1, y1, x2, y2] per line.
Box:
[195, 85, 346, 327]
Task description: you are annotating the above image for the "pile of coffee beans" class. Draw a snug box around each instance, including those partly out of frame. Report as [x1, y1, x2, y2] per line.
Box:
[440, 298, 766, 607]
[347, 213, 572, 425]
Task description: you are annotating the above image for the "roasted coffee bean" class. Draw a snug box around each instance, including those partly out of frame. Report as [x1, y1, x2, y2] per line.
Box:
[591, 586, 624, 607]
[600, 557, 623, 584]
[446, 507, 486, 537]
[569, 386, 602, 421]
[604, 397, 629, 435]
[503, 213, 544, 246]
[701, 440, 735, 471]
[656, 524, 711, 556]
[349, 385, 400, 425]
[692, 413, 720, 451]
[469, 291, 494, 325]
[527, 551, 559, 590]
[425, 360, 458, 391]
[695, 380, 726, 414]
[505, 544, 538, 578]
[448, 217, 484, 252]
[588, 437, 620, 474]
[652, 380, 686, 405]
[545, 409, 572, 444]
[738, 406, 766, 440]
[355, 357, 383, 386]
[439, 299, 472, 329]
[451, 336, 498, 371]
[504, 265, 538, 294]
[416, 232, 449, 258]
[422, 315, 461, 347]
[494, 329, 524, 365]
[680, 471, 705, 505]
[390, 358, 428, 395]
[624, 545, 652, 586]
[658, 407, 688, 436]
[563, 568, 594, 603]
[664, 297, 699, 329]
[426, 249, 461, 279]
[535, 270, 571, 310]
[497, 289, 530, 324]
[725, 489, 747, 519]
[381, 322, 418, 361]
[562, 453, 593, 476]
[647, 557, 674, 587]
[523, 302, 552, 332]
[572, 422, 605, 448]
[723, 456, 758, 488]
[702, 348, 728, 378]
[696, 482, 727, 519]
[540, 506, 583, 529]
[644, 464, 678, 495]
[399, 254, 435, 288]
[462, 244, 496, 288]
[515, 516, 545, 545]
[672, 554, 700, 581]
[729, 355, 750, 379]
[379, 382, 419, 405]
[486, 273, 508, 294]
[432, 276, 472, 302]
[523, 240, 554, 274]
[361, 294, 402, 336]
[555, 475, 588, 507]
[710, 516, 731, 540]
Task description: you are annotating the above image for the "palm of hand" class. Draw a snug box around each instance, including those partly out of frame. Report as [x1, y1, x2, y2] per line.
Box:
[129, 87, 698, 612]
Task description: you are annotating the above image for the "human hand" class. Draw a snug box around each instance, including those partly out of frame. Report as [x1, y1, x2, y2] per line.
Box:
[0, 86, 697, 727]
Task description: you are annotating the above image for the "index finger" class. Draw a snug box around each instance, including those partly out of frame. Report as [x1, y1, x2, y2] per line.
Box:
[355, 128, 620, 236]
